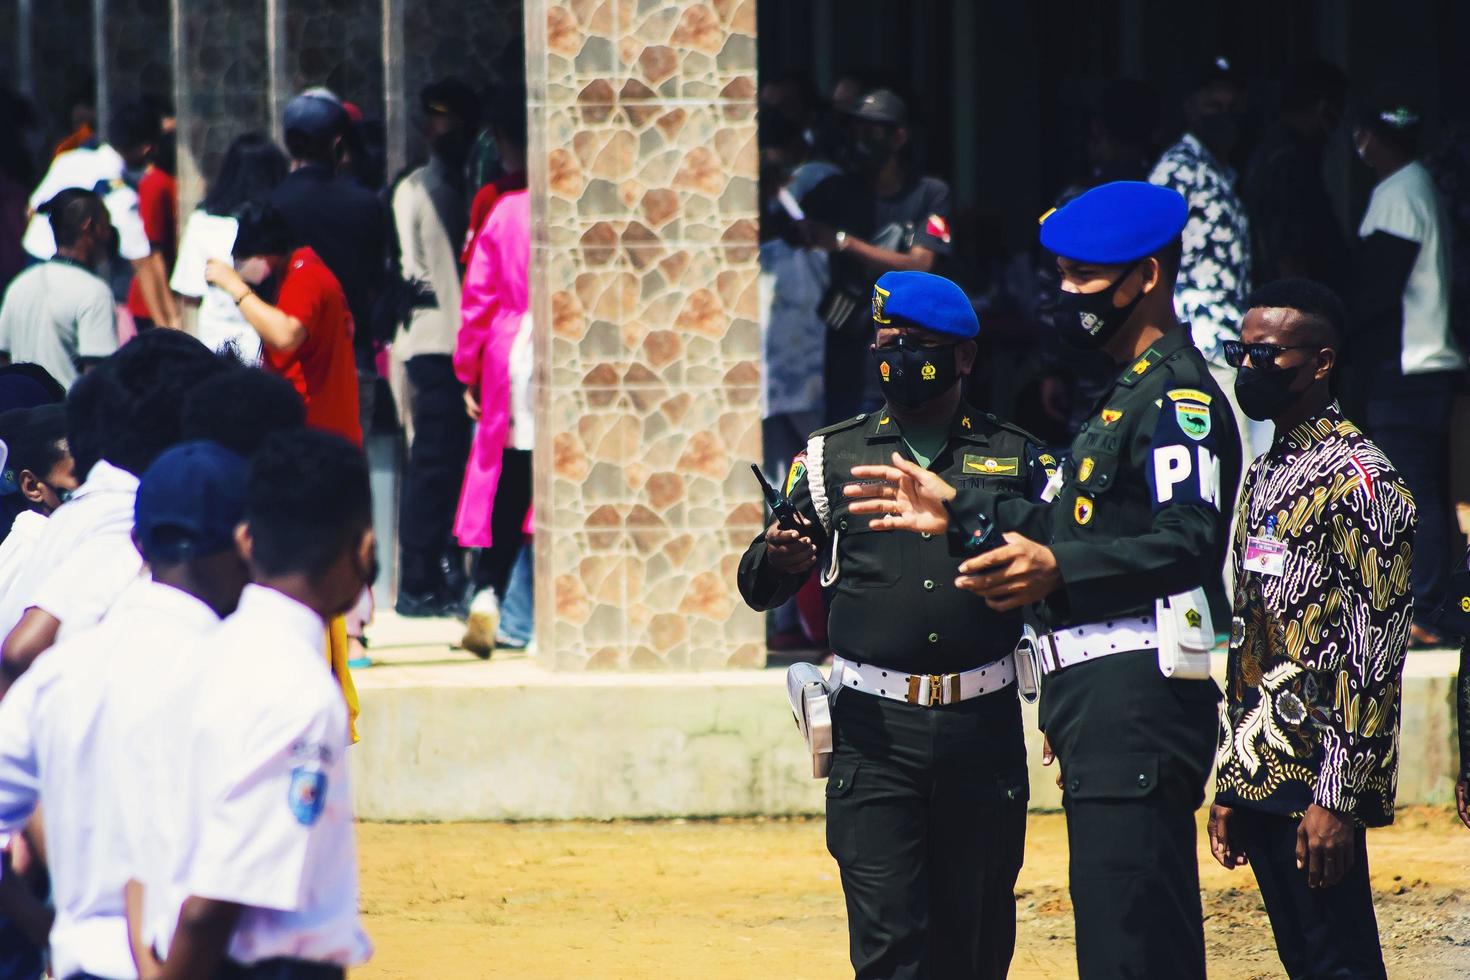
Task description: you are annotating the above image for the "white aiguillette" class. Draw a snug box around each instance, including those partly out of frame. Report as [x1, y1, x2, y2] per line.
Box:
[786, 662, 834, 778]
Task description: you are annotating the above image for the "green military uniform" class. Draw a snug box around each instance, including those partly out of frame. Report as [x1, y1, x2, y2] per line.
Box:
[947, 324, 1241, 979]
[739, 403, 1044, 980]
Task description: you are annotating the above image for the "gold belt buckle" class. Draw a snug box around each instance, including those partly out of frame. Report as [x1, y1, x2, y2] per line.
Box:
[906, 673, 950, 706]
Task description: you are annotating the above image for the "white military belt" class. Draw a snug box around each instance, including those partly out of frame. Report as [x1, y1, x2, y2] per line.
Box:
[1032, 615, 1157, 676]
[831, 654, 1016, 708]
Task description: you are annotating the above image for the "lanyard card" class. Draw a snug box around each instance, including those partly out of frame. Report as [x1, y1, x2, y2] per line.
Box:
[1243, 536, 1287, 577]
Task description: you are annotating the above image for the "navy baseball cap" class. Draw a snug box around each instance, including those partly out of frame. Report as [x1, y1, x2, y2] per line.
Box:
[134, 441, 248, 563]
[872, 271, 979, 339]
[1039, 181, 1188, 265]
[848, 89, 908, 126]
[283, 88, 348, 139]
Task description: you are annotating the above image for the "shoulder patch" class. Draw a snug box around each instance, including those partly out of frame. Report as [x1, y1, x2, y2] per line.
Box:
[1100, 408, 1124, 426]
[1168, 388, 1213, 442]
[288, 766, 328, 826]
[784, 451, 808, 496]
[1166, 388, 1213, 404]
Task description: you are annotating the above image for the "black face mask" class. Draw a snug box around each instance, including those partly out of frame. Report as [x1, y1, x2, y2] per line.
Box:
[846, 134, 893, 172]
[1052, 262, 1143, 349]
[1233, 362, 1310, 422]
[870, 338, 960, 408]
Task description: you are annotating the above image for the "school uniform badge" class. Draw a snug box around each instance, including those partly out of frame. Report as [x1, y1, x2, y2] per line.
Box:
[288, 767, 328, 826]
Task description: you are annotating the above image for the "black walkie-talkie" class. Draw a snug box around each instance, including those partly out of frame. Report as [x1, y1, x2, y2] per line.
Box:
[752, 464, 805, 532]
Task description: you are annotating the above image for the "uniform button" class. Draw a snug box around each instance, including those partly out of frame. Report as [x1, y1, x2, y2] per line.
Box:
[928, 632, 939, 643]
[1068, 777, 1081, 792]
[1005, 787, 1018, 801]
[839, 518, 849, 530]
[1137, 773, 1150, 788]
[835, 777, 846, 789]
[923, 579, 935, 591]
[921, 532, 932, 540]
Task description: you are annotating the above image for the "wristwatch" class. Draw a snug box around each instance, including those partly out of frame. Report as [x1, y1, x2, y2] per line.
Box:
[834, 229, 849, 251]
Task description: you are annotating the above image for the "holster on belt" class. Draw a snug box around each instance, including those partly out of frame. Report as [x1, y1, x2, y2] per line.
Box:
[1013, 624, 1041, 704]
[1155, 587, 1214, 680]
[785, 662, 834, 778]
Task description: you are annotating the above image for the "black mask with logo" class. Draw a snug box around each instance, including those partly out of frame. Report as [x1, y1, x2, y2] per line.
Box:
[1233, 361, 1314, 422]
[870, 338, 960, 409]
[1052, 261, 1143, 349]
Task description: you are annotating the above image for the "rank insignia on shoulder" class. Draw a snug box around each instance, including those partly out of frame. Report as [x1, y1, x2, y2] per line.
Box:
[960, 415, 971, 429]
[964, 454, 1019, 476]
[872, 284, 891, 324]
[1100, 408, 1124, 426]
[1119, 347, 1161, 385]
[878, 414, 890, 427]
[1073, 495, 1094, 525]
[1077, 457, 1095, 483]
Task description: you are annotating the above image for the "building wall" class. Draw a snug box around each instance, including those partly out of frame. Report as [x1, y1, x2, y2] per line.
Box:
[525, 0, 765, 670]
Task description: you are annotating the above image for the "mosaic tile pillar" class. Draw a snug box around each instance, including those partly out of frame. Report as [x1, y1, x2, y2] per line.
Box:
[526, 0, 764, 671]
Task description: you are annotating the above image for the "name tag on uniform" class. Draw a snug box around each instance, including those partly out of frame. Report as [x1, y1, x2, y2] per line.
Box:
[1243, 536, 1287, 577]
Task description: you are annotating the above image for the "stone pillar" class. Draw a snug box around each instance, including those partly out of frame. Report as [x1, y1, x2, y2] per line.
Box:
[525, 0, 763, 670]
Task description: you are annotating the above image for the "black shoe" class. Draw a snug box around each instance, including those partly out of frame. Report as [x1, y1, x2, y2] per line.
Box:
[395, 590, 452, 618]
[441, 549, 470, 605]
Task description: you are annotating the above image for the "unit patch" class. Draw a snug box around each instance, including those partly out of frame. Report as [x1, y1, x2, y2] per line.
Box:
[1074, 495, 1094, 526]
[964, 455, 1019, 477]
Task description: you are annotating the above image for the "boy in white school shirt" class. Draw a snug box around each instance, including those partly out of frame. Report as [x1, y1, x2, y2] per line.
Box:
[0, 331, 228, 693]
[0, 439, 251, 980]
[155, 428, 373, 980]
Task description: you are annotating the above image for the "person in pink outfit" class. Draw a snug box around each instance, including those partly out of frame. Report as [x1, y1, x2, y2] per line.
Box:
[454, 189, 533, 656]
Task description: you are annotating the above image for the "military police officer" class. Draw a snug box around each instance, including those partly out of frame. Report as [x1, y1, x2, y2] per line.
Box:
[848, 183, 1242, 980]
[738, 271, 1045, 980]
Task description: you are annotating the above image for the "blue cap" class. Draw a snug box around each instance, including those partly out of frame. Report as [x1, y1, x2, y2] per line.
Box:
[1039, 181, 1188, 265]
[872, 271, 979, 339]
[134, 441, 248, 563]
[283, 88, 348, 139]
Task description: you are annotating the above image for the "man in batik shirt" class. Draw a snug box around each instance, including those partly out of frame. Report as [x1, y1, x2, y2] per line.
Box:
[1209, 279, 1414, 980]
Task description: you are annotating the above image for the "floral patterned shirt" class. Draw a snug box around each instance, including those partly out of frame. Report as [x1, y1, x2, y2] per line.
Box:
[1215, 403, 1415, 826]
[1150, 134, 1253, 364]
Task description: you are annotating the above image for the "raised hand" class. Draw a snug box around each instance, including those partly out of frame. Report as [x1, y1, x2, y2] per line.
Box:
[844, 453, 956, 535]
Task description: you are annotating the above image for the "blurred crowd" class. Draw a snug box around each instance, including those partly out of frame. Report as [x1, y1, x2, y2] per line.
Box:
[757, 57, 1470, 651]
[0, 74, 536, 659]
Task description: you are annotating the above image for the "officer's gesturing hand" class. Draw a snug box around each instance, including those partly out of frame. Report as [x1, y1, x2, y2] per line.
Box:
[763, 513, 819, 576]
[954, 534, 1061, 612]
[1207, 804, 1249, 870]
[844, 454, 955, 534]
[1295, 804, 1354, 888]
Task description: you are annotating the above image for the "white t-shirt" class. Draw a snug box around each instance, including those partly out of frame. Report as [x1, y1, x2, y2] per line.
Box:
[0, 511, 47, 621]
[170, 210, 262, 363]
[1358, 160, 1464, 375]
[179, 585, 371, 967]
[0, 260, 119, 389]
[23, 145, 151, 262]
[0, 460, 142, 642]
[0, 580, 215, 979]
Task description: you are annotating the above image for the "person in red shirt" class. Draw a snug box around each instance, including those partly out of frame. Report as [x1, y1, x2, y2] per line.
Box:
[125, 163, 177, 330]
[203, 203, 362, 445]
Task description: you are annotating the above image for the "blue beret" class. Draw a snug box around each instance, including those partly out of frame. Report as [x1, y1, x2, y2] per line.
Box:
[872, 271, 978, 339]
[1039, 181, 1188, 265]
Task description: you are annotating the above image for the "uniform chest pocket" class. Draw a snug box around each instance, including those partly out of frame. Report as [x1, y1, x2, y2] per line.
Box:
[1065, 452, 1122, 530]
[829, 515, 901, 589]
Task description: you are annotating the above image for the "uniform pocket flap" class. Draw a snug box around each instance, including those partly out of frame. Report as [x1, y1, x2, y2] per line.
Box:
[1063, 753, 1158, 800]
[826, 760, 858, 798]
[1071, 452, 1122, 494]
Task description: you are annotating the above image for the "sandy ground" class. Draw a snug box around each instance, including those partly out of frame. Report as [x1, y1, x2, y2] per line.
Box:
[356, 806, 1470, 979]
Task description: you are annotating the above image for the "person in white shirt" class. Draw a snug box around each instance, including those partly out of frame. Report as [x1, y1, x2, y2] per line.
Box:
[0, 330, 229, 693]
[0, 188, 119, 389]
[22, 102, 179, 330]
[0, 440, 251, 980]
[1350, 98, 1465, 647]
[0, 405, 77, 605]
[159, 428, 373, 979]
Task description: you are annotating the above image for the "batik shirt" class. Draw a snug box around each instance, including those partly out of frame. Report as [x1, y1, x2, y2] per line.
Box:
[1150, 134, 1253, 364]
[1215, 403, 1415, 826]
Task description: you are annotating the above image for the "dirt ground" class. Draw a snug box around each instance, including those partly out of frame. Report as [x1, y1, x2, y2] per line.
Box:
[356, 806, 1470, 979]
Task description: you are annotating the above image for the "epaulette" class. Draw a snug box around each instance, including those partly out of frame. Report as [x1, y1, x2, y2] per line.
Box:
[810, 413, 870, 438]
[982, 412, 1045, 446]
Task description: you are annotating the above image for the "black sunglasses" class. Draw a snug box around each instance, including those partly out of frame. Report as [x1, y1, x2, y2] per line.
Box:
[1221, 340, 1316, 369]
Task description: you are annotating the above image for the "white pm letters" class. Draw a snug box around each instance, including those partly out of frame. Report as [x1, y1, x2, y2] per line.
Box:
[1152, 445, 1220, 508]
